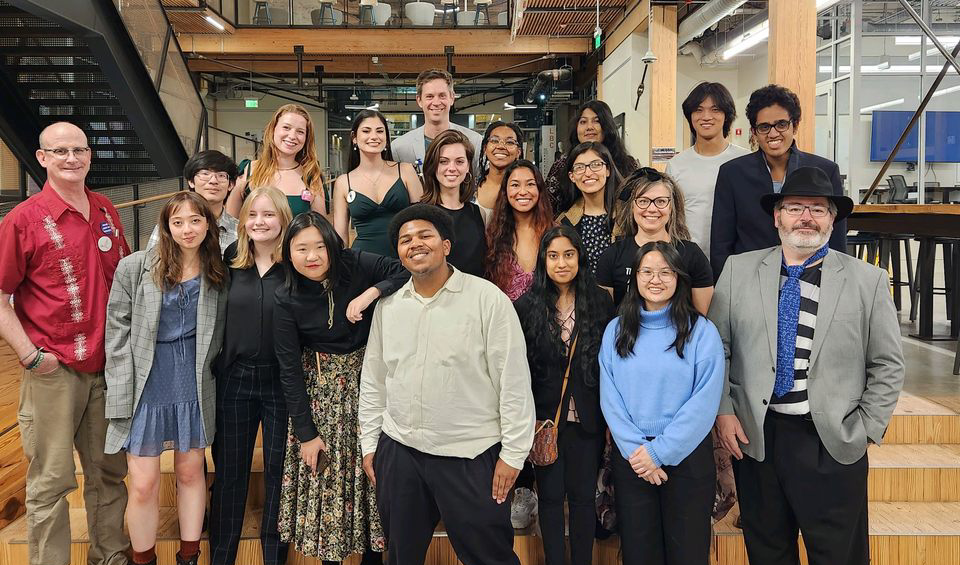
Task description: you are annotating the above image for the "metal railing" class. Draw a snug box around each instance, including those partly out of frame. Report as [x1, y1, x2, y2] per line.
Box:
[228, 0, 511, 28]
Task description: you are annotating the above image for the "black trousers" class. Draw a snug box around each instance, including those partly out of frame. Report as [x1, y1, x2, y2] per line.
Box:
[374, 434, 520, 565]
[734, 411, 869, 565]
[210, 362, 290, 565]
[533, 422, 603, 565]
[612, 435, 714, 565]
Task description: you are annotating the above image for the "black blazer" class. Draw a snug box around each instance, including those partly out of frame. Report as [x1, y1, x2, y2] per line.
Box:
[514, 285, 614, 434]
[709, 144, 847, 281]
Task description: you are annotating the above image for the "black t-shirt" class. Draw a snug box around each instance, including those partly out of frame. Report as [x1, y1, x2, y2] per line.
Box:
[442, 202, 487, 278]
[595, 238, 713, 306]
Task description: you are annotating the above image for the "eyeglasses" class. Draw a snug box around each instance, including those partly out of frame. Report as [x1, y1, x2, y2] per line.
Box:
[487, 137, 519, 149]
[634, 196, 671, 210]
[780, 204, 831, 218]
[42, 147, 91, 159]
[754, 120, 793, 135]
[571, 160, 606, 174]
[637, 268, 675, 282]
[195, 170, 231, 182]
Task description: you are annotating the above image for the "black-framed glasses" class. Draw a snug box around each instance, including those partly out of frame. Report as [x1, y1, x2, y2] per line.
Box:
[634, 196, 671, 210]
[780, 204, 831, 218]
[754, 120, 793, 135]
[571, 160, 606, 174]
[618, 167, 664, 202]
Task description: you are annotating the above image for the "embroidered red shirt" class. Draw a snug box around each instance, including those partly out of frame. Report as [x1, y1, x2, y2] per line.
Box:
[0, 183, 130, 373]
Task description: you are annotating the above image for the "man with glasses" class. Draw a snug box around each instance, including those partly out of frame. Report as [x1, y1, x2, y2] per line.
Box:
[0, 121, 131, 565]
[146, 149, 239, 253]
[708, 167, 904, 565]
[709, 84, 847, 280]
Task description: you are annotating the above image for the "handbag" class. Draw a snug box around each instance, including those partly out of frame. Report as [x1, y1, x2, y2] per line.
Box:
[595, 437, 617, 532]
[528, 333, 578, 466]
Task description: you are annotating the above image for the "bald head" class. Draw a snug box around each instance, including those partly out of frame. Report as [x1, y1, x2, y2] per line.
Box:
[39, 122, 86, 148]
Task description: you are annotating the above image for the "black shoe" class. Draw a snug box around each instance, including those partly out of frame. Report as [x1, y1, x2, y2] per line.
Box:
[176, 552, 200, 565]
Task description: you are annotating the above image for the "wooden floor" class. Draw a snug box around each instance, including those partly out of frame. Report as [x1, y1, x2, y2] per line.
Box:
[1, 391, 958, 565]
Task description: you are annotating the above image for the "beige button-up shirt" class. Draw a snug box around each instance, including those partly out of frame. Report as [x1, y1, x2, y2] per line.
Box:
[359, 267, 535, 470]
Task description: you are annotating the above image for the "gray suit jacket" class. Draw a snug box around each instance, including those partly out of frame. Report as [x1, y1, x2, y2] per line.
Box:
[391, 123, 483, 174]
[103, 249, 227, 454]
[708, 247, 904, 464]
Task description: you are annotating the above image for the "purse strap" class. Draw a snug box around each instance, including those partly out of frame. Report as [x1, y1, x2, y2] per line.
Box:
[550, 331, 579, 426]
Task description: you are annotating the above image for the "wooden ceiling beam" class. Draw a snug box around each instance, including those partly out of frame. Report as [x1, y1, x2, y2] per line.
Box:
[187, 54, 553, 74]
[175, 28, 589, 56]
[603, 0, 649, 57]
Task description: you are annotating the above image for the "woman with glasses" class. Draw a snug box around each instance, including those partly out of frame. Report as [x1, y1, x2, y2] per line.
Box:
[420, 130, 487, 276]
[596, 168, 714, 311]
[147, 150, 239, 254]
[514, 226, 614, 565]
[555, 142, 623, 275]
[333, 110, 423, 258]
[105, 192, 228, 565]
[477, 121, 524, 218]
[546, 101, 639, 214]
[486, 160, 554, 301]
[599, 241, 724, 565]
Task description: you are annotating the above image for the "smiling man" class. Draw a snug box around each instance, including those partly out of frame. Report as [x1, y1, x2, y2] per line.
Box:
[147, 150, 239, 254]
[666, 82, 749, 256]
[359, 204, 534, 565]
[390, 69, 483, 174]
[709, 84, 847, 280]
[708, 167, 904, 565]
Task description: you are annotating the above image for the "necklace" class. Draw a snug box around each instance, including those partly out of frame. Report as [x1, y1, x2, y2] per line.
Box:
[278, 164, 300, 171]
[357, 162, 386, 190]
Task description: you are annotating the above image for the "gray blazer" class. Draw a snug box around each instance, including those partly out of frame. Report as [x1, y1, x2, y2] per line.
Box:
[708, 247, 904, 464]
[103, 250, 227, 454]
[391, 123, 483, 174]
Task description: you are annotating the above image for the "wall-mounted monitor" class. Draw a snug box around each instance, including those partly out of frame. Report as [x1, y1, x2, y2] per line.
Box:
[870, 110, 960, 163]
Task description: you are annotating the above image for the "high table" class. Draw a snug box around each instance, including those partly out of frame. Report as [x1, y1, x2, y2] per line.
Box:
[849, 204, 960, 340]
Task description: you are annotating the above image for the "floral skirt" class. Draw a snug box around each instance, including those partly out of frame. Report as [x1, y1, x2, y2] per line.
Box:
[278, 347, 385, 560]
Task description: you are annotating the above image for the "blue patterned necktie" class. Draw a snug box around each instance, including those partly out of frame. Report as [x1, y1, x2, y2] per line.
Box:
[774, 244, 829, 398]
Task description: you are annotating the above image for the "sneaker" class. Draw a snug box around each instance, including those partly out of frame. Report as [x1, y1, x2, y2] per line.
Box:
[510, 487, 538, 529]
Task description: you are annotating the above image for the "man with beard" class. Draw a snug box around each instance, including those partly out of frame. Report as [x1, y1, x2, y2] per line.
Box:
[707, 167, 904, 565]
[358, 204, 535, 565]
[709, 84, 847, 280]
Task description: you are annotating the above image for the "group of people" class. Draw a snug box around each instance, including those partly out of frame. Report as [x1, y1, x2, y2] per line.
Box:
[0, 67, 905, 565]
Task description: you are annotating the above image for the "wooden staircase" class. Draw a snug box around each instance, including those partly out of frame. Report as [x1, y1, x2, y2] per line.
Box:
[0, 391, 958, 565]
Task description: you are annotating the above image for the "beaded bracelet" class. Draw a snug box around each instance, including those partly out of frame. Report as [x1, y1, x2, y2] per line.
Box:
[24, 349, 44, 371]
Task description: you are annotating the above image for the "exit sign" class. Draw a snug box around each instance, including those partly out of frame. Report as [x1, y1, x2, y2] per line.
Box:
[245, 99, 259, 108]
[593, 27, 602, 49]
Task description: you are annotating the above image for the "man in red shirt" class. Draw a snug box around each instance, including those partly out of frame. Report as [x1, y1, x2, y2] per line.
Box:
[0, 122, 130, 565]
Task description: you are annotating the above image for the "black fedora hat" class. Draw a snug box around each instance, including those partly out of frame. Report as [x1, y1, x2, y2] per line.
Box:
[760, 166, 854, 221]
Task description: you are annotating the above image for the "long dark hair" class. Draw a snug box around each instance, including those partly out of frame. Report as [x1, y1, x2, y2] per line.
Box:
[561, 141, 622, 219]
[348, 109, 396, 170]
[615, 241, 699, 359]
[281, 211, 345, 293]
[569, 100, 636, 176]
[478, 120, 524, 185]
[523, 226, 609, 386]
[421, 129, 476, 205]
[152, 191, 226, 291]
[485, 160, 554, 291]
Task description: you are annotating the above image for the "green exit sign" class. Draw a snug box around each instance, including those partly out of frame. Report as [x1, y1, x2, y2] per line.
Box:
[593, 27, 602, 49]
[245, 99, 259, 108]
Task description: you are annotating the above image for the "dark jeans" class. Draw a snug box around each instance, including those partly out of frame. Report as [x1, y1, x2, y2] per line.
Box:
[612, 435, 714, 565]
[374, 434, 520, 565]
[210, 362, 290, 565]
[533, 422, 604, 565]
[734, 411, 869, 565]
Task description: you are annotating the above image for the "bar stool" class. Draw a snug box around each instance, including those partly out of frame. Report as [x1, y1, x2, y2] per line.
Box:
[315, 0, 336, 24]
[910, 236, 960, 340]
[474, 0, 490, 24]
[359, 0, 377, 24]
[253, 1, 272, 24]
[440, 0, 458, 25]
[846, 232, 880, 264]
[876, 234, 915, 313]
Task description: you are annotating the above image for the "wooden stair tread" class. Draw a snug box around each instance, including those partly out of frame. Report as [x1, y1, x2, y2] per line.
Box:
[714, 502, 960, 536]
[869, 444, 960, 468]
[894, 392, 958, 416]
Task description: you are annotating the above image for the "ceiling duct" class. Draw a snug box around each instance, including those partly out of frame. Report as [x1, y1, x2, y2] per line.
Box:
[524, 67, 572, 104]
[677, 0, 750, 47]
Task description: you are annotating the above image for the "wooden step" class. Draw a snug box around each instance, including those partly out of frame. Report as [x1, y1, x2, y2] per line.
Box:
[868, 444, 960, 502]
[885, 393, 960, 444]
[2, 503, 957, 565]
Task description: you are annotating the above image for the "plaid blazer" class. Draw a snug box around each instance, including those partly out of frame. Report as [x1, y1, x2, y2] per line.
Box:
[103, 249, 227, 454]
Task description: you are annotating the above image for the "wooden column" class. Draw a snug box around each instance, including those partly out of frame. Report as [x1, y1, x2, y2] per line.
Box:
[648, 4, 677, 171]
[768, 0, 817, 150]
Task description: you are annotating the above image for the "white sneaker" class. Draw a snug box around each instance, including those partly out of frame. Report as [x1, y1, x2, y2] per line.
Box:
[510, 487, 538, 529]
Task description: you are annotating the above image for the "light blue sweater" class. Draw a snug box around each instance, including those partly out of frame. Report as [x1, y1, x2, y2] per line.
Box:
[599, 305, 724, 468]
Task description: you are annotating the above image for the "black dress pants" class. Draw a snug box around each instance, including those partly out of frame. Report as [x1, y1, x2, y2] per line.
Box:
[210, 362, 290, 565]
[533, 422, 603, 565]
[612, 435, 714, 565]
[374, 434, 520, 565]
[734, 411, 869, 565]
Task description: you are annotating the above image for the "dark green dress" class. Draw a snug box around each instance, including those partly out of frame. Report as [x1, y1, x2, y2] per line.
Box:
[346, 166, 410, 258]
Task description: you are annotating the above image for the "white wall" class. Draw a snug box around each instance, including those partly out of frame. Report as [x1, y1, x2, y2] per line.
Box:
[602, 32, 651, 163]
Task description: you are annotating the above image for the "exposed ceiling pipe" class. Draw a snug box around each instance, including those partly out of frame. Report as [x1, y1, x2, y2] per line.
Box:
[697, 8, 768, 62]
[677, 0, 750, 47]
